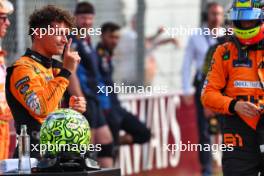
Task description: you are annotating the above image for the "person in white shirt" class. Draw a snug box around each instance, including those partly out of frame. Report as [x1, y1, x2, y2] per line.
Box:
[181, 2, 224, 176]
[0, 0, 13, 160]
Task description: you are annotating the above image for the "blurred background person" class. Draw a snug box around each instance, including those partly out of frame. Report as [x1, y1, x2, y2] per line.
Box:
[113, 16, 137, 86]
[67, 2, 114, 167]
[144, 26, 180, 85]
[96, 22, 151, 146]
[181, 2, 224, 176]
[0, 0, 13, 160]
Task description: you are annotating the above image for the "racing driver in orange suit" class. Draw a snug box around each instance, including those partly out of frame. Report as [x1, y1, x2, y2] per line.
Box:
[201, 0, 264, 175]
[5, 5, 86, 159]
[0, 0, 14, 160]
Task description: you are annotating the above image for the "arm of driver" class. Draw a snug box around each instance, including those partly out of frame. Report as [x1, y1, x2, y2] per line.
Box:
[201, 45, 233, 114]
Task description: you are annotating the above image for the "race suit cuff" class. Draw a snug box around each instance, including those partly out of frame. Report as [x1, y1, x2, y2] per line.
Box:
[228, 99, 237, 114]
[57, 68, 71, 79]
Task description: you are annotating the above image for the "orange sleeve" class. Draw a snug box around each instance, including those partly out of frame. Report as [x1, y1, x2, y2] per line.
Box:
[9, 64, 69, 117]
[201, 45, 234, 114]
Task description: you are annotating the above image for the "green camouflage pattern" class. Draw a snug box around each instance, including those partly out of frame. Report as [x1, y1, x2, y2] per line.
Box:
[40, 108, 91, 156]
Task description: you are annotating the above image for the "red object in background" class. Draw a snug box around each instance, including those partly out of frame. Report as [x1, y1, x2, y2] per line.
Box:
[135, 98, 200, 176]
[118, 95, 201, 176]
[169, 97, 200, 176]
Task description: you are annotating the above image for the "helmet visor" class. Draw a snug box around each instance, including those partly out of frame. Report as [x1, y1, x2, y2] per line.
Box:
[233, 25, 260, 39]
[228, 8, 263, 20]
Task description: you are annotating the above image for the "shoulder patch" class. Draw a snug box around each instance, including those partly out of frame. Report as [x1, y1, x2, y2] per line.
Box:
[19, 84, 30, 94]
[15, 76, 30, 89]
[25, 92, 41, 115]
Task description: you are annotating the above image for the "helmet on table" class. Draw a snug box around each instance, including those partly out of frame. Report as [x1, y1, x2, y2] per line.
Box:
[228, 0, 264, 45]
[40, 108, 91, 158]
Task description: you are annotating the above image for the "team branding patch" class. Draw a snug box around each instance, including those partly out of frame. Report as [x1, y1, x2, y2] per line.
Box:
[19, 84, 29, 94]
[23, 90, 33, 101]
[234, 81, 262, 89]
[45, 76, 53, 81]
[66, 123, 78, 129]
[222, 51, 230, 60]
[15, 76, 30, 89]
[34, 67, 41, 74]
[233, 59, 252, 68]
[30, 54, 42, 63]
[25, 92, 41, 115]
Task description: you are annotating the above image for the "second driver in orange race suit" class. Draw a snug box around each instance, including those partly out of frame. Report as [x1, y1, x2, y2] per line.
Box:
[201, 0, 264, 175]
[5, 5, 86, 159]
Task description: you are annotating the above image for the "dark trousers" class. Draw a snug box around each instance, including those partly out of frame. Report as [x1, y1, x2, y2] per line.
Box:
[105, 106, 151, 145]
[222, 115, 264, 176]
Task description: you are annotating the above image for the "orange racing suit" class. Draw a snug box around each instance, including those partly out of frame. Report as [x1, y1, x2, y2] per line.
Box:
[201, 41, 264, 130]
[5, 49, 71, 158]
[201, 39, 264, 175]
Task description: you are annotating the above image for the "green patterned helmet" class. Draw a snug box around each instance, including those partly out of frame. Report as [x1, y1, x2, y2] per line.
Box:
[40, 108, 91, 157]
